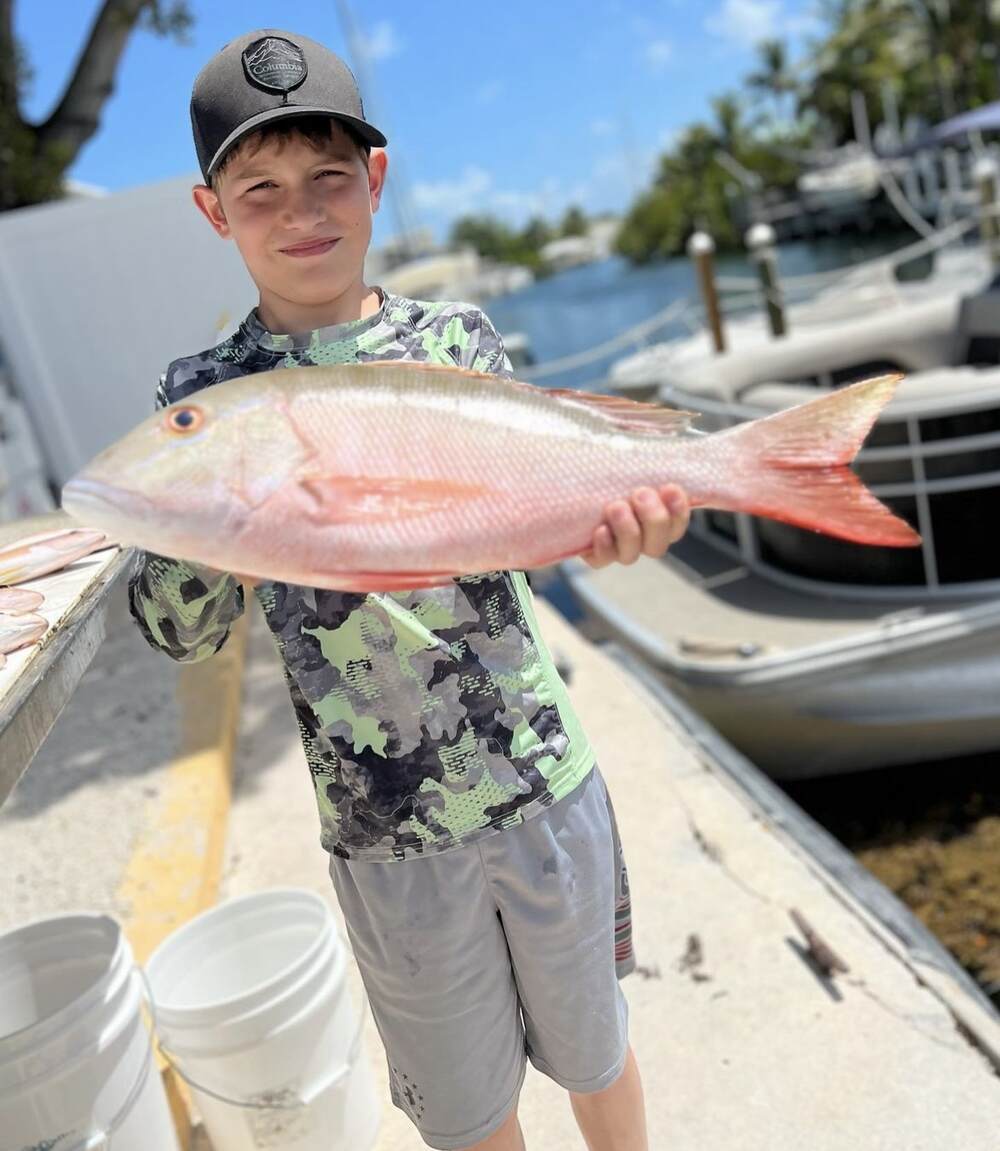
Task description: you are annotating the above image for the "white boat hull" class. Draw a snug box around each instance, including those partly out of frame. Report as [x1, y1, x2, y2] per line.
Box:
[563, 555, 1000, 778]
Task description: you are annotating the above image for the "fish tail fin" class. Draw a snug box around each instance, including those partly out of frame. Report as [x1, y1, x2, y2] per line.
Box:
[709, 374, 921, 547]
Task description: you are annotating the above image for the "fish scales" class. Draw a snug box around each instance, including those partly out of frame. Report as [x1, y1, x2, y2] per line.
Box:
[60, 363, 921, 592]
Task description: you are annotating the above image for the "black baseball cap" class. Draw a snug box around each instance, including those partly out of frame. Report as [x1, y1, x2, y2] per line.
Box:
[191, 28, 387, 182]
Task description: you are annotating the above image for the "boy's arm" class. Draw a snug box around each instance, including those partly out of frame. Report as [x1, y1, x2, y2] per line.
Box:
[127, 551, 245, 663]
[466, 311, 515, 379]
[126, 375, 245, 663]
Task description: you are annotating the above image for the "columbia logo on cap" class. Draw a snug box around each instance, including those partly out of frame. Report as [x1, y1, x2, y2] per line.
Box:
[243, 37, 308, 96]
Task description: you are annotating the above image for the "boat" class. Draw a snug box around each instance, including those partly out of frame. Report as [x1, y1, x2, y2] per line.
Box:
[797, 142, 884, 211]
[561, 221, 1000, 778]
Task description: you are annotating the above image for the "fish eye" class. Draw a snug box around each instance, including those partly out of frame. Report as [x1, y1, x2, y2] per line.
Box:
[165, 405, 204, 434]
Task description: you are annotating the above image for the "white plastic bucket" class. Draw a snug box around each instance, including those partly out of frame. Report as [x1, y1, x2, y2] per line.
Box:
[0, 913, 180, 1151]
[145, 888, 380, 1151]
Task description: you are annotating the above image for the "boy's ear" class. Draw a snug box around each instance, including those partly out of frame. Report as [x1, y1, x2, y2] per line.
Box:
[368, 149, 388, 214]
[192, 184, 231, 238]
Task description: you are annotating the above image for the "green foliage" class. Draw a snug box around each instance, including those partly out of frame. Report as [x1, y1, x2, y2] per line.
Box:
[615, 96, 804, 263]
[139, 0, 193, 38]
[559, 205, 588, 237]
[448, 213, 550, 273]
[615, 0, 1000, 263]
[0, 1, 194, 211]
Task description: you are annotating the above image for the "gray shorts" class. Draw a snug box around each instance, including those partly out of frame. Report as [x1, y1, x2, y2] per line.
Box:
[328, 765, 632, 1150]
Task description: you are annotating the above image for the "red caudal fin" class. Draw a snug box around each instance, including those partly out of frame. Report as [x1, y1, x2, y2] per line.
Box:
[713, 374, 922, 547]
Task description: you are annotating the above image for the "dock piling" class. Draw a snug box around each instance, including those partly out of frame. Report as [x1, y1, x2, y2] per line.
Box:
[746, 222, 786, 338]
[687, 231, 725, 354]
[974, 156, 1000, 265]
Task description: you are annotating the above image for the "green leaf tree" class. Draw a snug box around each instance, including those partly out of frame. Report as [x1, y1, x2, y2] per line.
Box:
[747, 39, 798, 124]
[559, 205, 588, 237]
[0, 1, 192, 210]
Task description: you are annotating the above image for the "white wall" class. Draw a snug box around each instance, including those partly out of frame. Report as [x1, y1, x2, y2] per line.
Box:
[0, 175, 258, 486]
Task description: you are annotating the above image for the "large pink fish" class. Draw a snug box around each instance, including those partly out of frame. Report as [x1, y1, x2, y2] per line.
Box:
[60, 362, 920, 592]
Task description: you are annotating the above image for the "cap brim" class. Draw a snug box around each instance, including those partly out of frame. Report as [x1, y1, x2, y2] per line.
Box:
[205, 106, 387, 178]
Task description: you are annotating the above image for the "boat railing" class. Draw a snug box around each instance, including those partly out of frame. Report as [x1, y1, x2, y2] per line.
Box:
[648, 380, 1000, 601]
[687, 515, 1000, 604]
[714, 213, 980, 295]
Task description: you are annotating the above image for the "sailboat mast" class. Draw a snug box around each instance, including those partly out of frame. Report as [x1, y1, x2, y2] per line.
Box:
[333, 0, 420, 256]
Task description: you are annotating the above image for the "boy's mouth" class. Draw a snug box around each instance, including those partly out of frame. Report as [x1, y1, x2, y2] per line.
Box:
[280, 236, 340, 257]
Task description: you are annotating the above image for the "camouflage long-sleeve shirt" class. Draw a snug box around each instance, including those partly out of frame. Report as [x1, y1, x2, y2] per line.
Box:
[128, 290, 595, 860]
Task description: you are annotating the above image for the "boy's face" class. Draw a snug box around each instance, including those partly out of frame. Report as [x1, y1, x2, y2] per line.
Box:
[192, 122, 386, 320]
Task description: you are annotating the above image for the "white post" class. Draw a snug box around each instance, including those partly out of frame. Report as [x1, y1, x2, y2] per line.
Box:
[745, 223, 786, 338]
[880, 81, 901, 151]
[686, 232, 725, 354]
[918, 150, 940, 217]
[974, 156, 1000, 266]
[851, 89, 872, 152]
[942, 148, 962, 224]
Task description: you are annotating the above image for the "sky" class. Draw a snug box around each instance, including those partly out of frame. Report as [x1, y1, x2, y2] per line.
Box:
[14, 0, 823, 246]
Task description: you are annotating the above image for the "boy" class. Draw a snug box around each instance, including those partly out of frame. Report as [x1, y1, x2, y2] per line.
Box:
[129, 28, 690, 1151]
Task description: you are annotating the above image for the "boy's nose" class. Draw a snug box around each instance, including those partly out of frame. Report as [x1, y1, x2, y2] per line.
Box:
[279, 184, 327, 228]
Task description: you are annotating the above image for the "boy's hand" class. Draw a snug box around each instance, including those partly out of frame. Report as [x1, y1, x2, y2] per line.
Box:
[583, 484, 691, 569]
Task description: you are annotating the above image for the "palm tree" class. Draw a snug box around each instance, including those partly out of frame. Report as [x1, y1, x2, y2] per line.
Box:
[747, 39, 797, 124]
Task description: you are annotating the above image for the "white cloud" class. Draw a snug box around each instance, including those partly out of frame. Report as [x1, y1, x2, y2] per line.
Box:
[412, 167, 598, 233]
[412, 168, 493, 219]
[704, 0, 781, 47]
[591, 145, 661, 198]
[360, 20, 401, 61]
[591, 118, 616, 137]
[645, 39, 673, 68]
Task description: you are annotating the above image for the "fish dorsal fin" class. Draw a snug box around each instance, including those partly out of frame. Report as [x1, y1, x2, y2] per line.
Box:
[546, 388, 700, 437]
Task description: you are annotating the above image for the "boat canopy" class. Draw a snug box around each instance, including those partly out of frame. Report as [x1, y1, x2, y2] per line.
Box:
[883, 100, 1000, 156]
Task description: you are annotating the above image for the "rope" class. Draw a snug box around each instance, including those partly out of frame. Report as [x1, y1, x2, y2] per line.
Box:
[518, 296, 692, 379]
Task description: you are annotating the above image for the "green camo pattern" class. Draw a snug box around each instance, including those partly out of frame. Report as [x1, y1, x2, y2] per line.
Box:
[128, 291, 594, 860]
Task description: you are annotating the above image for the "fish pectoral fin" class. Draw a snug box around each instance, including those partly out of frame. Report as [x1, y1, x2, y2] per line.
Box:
[302, 568, 463, 592]
[295, 474, 487, 524]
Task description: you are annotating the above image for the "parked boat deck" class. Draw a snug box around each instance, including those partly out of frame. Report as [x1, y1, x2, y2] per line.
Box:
[562, 533, 1000, 776]
[568, 532, 968, 664]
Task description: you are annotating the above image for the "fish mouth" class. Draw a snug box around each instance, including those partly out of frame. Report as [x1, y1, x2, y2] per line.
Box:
[61, 476, 157, 527]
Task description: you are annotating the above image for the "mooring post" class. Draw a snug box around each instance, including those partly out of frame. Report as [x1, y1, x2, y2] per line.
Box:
[974, 155, 1000, 265]
[687, 231, 725, 354]
[746, 222, 786, 338]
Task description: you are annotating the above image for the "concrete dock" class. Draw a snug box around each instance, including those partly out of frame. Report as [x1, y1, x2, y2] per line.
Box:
[2, 578, 999, 1149]
[221, 593, 1000, 1149]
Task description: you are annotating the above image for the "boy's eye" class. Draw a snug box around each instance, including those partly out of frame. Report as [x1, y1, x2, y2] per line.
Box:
[247, 181, 276, 192]
[317, 169, 347, 178]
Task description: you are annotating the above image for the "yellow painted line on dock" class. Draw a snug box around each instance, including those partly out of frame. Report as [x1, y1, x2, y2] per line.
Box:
[115, 610, 249, 1147]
